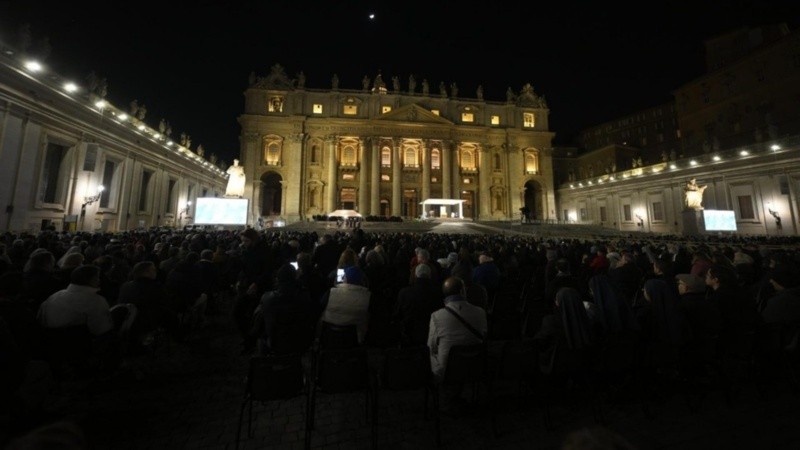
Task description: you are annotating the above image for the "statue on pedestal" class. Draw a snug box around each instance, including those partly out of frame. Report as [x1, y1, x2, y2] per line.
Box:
[684, 178, 707, 210]
[225, 159, 246, 198]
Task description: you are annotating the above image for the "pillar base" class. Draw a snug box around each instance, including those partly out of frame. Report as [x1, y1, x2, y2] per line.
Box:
[681, 209, 705, 236]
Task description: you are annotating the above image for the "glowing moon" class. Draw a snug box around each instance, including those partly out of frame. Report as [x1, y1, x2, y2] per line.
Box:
[368, 13, 375, 20]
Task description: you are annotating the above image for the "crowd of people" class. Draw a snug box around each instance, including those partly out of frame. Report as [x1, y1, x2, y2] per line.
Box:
[2, 225, 800, 447]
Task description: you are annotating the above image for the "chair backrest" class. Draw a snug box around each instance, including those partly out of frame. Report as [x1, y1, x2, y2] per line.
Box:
[315, 347, 370, 393]
[443, 343, 488, 385]
[495, 339, 539, 381]
[247, 354, 305, 402]
[319, 321, 359, 350]
[269, 310, 315, 355]
[110, 303, 138, 337]
[42, 325, 93, 363]
[381, 346, 431, 391]
[489, 311, 523, 341]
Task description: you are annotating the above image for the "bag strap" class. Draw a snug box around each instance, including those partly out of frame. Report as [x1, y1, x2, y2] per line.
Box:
[444, 306, 485, 342]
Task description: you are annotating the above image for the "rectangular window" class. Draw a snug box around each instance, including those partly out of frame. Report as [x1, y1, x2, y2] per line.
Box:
[580, 208, 587, 221]
[599, 206, 607, 222]
[166, 179, 177, 213]
[83, 144, 98, 171]
[382, 106, 392, 114]
[461, 112, 474, 123]
[41, 143, 68, 204]
[623, 204, 632, 221]
[343, 105, 358, 115]
[99, 160, 115, 208]
[563, 210, 569, 222]
[138, 171, 152, 211]
[312, 104, 323, 114]
[738, 195, 755, 219]
[381, 174, 390, 181]
[490, 115, 500, 125]
[651, 201, 664, 221]
[523, 112, 535, 128]
[342, 174, 354, 180]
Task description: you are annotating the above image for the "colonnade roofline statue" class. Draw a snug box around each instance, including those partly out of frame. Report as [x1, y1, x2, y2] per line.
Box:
[684, 177, 707, 210]
[225, 158, 246, 198]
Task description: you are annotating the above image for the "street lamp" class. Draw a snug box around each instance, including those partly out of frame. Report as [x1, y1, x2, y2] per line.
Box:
[634, 209, 645, 230]
[179, 201, 192, 227]
[81, 185, 105, 217]
[80, 185, 104, 230]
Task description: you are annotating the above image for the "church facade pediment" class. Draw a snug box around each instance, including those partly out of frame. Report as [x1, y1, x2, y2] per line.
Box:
[374, 104, 453, 125]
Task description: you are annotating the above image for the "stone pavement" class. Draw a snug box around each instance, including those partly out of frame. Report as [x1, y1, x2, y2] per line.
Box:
[10, 294, 800, 450]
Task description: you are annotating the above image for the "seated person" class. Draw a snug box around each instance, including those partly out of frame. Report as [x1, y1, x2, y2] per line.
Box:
[37, 264, 117, 374]
[118, 261, 179, 346]
[319, 265, 371, 344]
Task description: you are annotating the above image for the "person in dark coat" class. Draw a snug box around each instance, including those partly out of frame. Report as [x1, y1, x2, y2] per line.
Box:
[393, 264, 445, 347]
[255, 263, 317, 355]
[118, 261, 178, 342]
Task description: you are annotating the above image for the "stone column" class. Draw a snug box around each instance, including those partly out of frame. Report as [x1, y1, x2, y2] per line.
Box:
[251, 180, 262, 219]
[450, 141, 461, 202]
[392, 138, 402, 216]
[442, 141, 451, 199]
[421, 139, 431, 202]
[326, 136, 337, 212]
[478, 144, 491, 219]
[358, 138, 369, 215]
[283, 133, 304, 222]
[370, 138, 380, 214]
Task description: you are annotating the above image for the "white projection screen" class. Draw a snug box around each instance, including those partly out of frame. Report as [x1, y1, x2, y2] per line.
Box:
[194, 198, 249, 225]
[703, 209, 737, 231]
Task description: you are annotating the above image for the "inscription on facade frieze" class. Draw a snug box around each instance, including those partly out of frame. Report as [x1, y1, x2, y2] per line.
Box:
[403, 173, 419, 183]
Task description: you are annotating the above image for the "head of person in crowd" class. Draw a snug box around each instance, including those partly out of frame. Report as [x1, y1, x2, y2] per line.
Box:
[130, 261, 158, 281]
[240, 228, 261, 248]
[337, 247, 358, 269]
[675, 273, 706, 296]
[200, 249, 214, 262]
[705, 263, 739, 291]
[24, 250, 55, 273]
[60, 252, 85, 270]
[70, 264, 101, 289]
[769, 263, 800, 291]
[442, 276, 466, 299]
[342, 265, 366, 287]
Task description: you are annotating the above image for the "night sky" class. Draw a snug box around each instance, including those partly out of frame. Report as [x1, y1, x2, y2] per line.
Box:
[1, 2, 797, 165]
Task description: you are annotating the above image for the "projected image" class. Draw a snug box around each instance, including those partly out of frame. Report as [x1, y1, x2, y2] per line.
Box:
[194, 198, 249, 225]
[703, 209, 737, 231]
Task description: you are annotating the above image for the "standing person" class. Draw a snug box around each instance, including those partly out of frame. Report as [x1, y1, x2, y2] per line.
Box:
[234, 229, 272, 354]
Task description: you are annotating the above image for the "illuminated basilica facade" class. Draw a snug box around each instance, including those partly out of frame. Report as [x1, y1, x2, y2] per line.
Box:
[238, 65, 556, 223]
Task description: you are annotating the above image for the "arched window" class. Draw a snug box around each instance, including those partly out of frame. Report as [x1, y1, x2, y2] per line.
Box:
[342, 146, 356, 166]
[461, 150, 474, 169]
[493, 153, 501, 171]
[310, 144, 320, 164]
[381, 147, 391, 167]
[525, 152, 538, 173]
[404, 148, 418, 167]
[431, 149, 440, 170]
